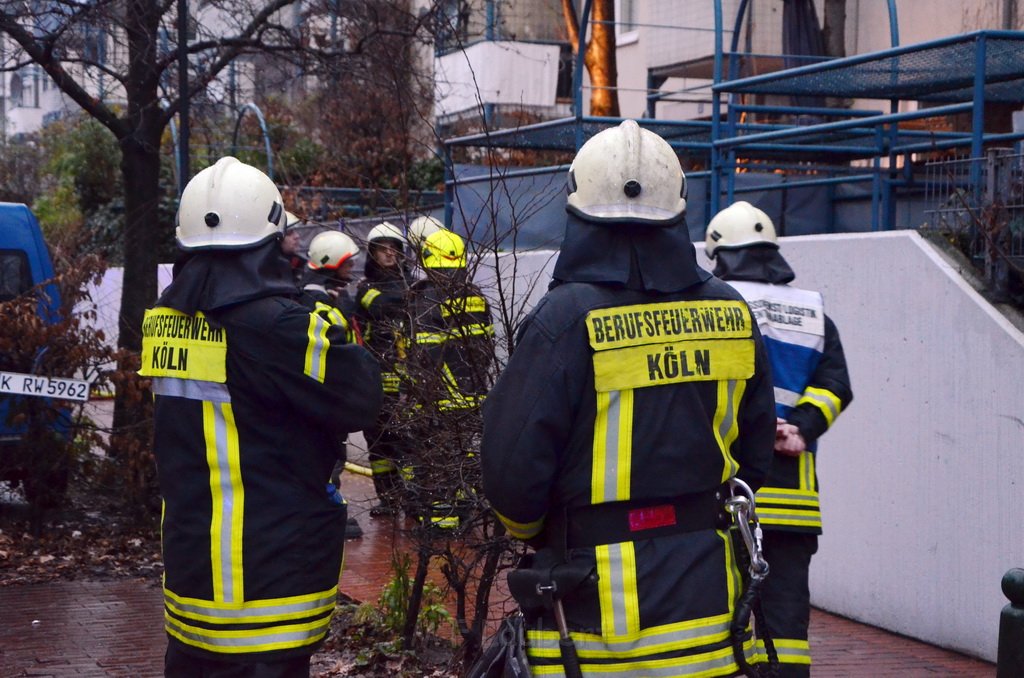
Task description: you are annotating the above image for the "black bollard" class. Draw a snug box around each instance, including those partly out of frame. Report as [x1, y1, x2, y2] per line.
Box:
[997, 568, 1024, 678]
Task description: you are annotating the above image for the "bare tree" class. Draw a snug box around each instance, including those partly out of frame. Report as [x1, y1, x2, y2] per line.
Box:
[561, 0, 619, 117]
[0, 0, 439, 451]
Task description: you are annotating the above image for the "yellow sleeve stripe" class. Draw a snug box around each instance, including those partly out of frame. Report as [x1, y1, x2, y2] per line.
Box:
[494, 509, 544, 540]
[796, 386, 843, 427]
[360, 288, 382, 310]
[303, 312, 331, 383]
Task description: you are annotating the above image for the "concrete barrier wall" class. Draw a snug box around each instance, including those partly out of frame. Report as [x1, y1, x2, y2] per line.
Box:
[475, 230, 1024, 662]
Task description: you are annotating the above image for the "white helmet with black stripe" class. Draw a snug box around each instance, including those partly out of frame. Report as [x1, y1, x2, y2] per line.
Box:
[704, 201, 777, 259]
[176, 157, 285, 250]
[566, 120, 687, 227]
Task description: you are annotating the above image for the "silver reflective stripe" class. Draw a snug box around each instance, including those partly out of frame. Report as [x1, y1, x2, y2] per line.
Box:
[776, 644, 812, 660]
[718, 380, 740, 477]
[308, 315, 328, 380]
[152, 377, 230, 403]
[527, 645, 746, 677]
[606, 543, 629, 636]
[166, 615, 328, 649]
[528, 618, 732, 655]
[801, 451, 815, 490]
[601, 391, 622, 503]
[800, 390, 840, 421]
[774, 386, 800, 408]
[211, 405, 237, 603]
[755, 490, 819, 503]
[757, 509, 820, 524]
[165, 591, 336, 621]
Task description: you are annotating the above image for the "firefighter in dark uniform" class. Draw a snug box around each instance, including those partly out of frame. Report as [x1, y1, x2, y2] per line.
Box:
[140, 157, 382, 677]
[705, 200, 854, 677]
[297, 229, 366, 538]
[481, 121, 777, 676]
[407, 228, 495, 528]
[354, 222, 414, 515]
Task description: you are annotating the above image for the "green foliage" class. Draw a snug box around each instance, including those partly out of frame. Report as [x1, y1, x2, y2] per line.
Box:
[365, 551, 454, 640]
[23, 114, 180, 265]
[32, 182, 83, 241]
[409, 156, 445, 192]
[279, 136, 326, 185]
[0, 138, 43, 204]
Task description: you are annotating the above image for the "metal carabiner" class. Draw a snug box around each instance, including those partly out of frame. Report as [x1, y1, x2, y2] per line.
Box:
[726, 478, 769, 580]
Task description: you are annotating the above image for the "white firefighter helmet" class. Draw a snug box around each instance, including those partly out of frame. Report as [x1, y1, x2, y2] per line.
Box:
[420, 229, 466, 269]
[566, 119, 687, 226]
[284, 211, 303, 231]
[307, 231, 359, 270]
[407, 215, 445, 249]
[367, 221, 407, 248]
[176, 157, 285, 250]
[704, 201, 777, 259]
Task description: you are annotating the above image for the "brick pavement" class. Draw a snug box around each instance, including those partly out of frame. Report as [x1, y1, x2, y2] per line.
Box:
[0, 471, 998, 676]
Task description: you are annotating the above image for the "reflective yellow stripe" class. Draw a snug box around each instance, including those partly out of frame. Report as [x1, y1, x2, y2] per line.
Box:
[773, 638, 812, 665]
[595, 546, 640, 637]
[415, 322, 494, 346]
[721, 529, 741, 617]
[370, 459, 397, 474]
[441, 295, 487, 316]
[597, 544, 618, 635]
[756, 508, 822, 528]
[592, 390, 632, 504]
[165, 611, 330, 654]
[755, 487, 820, 507]
[204, 401, 244, 603]
[165, 587, 337, 624]
[527, 610, 734, 657]
[615, 389, 633, 500]
[494, 509, 544, 540]
[713, 380, 743, 482]
[303, 312, 331, 382]
[313, 301, 349, 331]
[360, 288, 382, 310]
[528, 635, 757, 676]
[796, 386, 842, 427]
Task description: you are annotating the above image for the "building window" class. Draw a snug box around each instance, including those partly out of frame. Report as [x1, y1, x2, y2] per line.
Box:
[615, 0, 638, 45]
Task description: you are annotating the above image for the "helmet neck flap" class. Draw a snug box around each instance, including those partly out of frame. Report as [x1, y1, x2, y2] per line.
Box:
[551, 212, 710, 293]
[158, 240, 298, 316]
[712, 244, 796, 285]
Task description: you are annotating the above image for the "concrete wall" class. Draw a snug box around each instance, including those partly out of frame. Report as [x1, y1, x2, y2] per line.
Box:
[787, 231, 1024, 663]
[474, 230, 1024, 662]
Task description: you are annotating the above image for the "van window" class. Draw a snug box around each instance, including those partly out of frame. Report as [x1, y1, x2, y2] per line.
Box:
[0, 249, 32, 302]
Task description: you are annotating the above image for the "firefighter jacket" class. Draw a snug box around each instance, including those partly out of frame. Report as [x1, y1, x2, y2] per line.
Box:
[355, 264, 414, 396]
[140, 243, 383, 662]
[481, 276, 777, 676]
[409, 272, 495, 412]
[715, 247, 853, 535]
[297, 278, 361, 346]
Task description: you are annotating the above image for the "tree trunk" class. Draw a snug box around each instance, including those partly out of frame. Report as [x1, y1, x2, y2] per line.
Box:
[111, 129, 161, 453]
[586, 0, 619, 117]
[823, 0, 847, 58]
[562, 0, 620, 117]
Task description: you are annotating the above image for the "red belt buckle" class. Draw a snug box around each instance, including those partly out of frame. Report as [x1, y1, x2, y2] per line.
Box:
[628, 504, 677, 532]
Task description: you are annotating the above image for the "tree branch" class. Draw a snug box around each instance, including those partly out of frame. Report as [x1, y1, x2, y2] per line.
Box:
[0, 10, 126, 137]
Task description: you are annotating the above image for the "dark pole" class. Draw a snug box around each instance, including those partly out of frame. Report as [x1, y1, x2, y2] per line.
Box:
[177, 0, 190, 194]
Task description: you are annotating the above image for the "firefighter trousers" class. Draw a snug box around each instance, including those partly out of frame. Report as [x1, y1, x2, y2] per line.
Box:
[759, 531, 819, 678]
